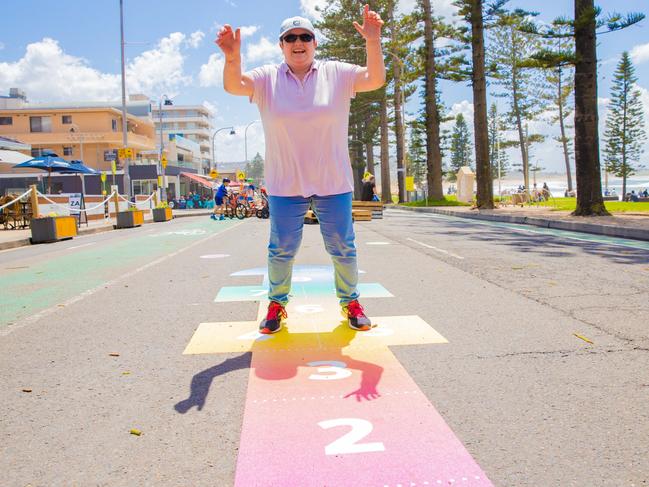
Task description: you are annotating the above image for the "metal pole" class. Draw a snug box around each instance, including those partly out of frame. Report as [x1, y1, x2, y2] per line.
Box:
[211, 126, 235, 172]
[159, 98, 164, 202]
[244, 120, 260, 163]
[119, 0, 130, 199]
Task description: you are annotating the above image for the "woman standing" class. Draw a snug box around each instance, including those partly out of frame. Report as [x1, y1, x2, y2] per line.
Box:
[216, 5, 385, 334]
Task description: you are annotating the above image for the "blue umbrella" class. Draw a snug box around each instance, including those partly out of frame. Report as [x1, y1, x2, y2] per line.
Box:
[14, 155, 90, 193]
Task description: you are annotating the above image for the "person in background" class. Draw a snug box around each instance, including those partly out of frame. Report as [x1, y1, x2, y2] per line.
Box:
[216, 5, 385, 334]
[361, 174, 377, 201]
[211, 178, 230, 220]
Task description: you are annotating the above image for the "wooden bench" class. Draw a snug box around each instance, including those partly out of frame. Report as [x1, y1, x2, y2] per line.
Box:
[352, 200, 383, 219]
[352, 209, 372, 222]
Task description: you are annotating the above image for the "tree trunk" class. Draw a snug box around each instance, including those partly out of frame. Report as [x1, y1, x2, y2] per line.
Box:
[380, 94, 392, 203]
[422, 0, 444, 201]
[573, 0, 608, 215]
[512, 81, 529, 190]
[366, 141, 375, 176]
[392, 52, 406, 202]
[470, 0, 494, 209]
[557, 68, 573, 192]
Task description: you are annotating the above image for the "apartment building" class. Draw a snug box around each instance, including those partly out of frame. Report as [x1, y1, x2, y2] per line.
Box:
[0, 90, 156, 172]
[151, 103, 213, 173]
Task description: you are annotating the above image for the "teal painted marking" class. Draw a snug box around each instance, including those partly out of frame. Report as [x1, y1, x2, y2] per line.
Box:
[422, 212, 649, 251]
[215, 282, 392, 302]
[0, 219, 239, 327]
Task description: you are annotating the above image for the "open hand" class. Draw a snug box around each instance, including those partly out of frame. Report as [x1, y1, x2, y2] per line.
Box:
[352, 4, 384, 41]
[215, 24, 241, 58]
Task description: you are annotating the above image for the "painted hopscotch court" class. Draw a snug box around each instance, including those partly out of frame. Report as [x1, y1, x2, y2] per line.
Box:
[184, 265, 493, 486]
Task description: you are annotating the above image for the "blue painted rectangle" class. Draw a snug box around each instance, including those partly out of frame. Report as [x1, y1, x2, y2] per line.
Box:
[215, 283, 393, 302]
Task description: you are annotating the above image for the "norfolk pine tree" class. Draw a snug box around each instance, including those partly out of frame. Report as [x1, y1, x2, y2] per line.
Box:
[488, 9, 546, 192]
[449, 113, 473, 178]
[603, 52, 647, 197]
[523, 2, 644, 215]
[454, 0, 503, 209]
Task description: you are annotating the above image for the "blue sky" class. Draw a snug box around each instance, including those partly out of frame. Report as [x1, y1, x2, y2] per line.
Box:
[1, 0, 648, 172]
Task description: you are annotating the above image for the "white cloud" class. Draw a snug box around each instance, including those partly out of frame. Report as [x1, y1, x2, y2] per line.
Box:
[630, 42, 649, 65]
[202, 100, 217, 117]
[0, 42, 5, 50]
[246, 37, 281, 64]
[0, 33, 198, 102]
[398, 0, 460, 21]
[239, 25, 260, 38]
[187, 30, 205, 48]
[199, 53, 225, 87]
[0, 38, 120, 101]
[300, 0, 329, 21]
[126, 32, 193, 95]
[446, 100, 474, 127]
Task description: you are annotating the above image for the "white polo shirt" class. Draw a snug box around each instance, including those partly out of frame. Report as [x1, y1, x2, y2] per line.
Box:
[246, 60, 363, 197]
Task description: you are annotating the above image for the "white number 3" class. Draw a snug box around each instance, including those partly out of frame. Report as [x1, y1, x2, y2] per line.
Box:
[307, 361, 352, 380]
[317, 418, 385, 455]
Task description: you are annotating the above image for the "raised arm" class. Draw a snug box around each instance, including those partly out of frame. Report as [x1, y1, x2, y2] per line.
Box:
[352, 4, 386, 93]
[215, 25, 254, 97]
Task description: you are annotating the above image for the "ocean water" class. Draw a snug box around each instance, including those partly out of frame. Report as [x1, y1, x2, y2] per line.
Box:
[493, 175, 649, 198]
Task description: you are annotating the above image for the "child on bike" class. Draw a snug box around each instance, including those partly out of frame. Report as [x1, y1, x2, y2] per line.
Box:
[211, 178, 230, 221]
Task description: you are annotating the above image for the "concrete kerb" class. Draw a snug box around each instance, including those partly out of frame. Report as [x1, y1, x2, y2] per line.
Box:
[0, 210, 215, 251]
[395, 205, 649, 242]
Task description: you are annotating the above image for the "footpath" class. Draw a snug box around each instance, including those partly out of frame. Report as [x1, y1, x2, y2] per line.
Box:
[396, 204, 649, 241]
[0, 208, 214, 251]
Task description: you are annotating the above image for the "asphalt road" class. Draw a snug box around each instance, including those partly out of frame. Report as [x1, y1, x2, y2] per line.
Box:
[1, 210, 648, 486]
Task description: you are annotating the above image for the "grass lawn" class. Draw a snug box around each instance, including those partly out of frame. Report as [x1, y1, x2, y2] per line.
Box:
[536, 197, 649, 213]
[401, 195, 472, 207]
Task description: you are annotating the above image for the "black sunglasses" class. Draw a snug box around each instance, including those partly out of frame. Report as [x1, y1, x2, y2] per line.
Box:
[282, 33, 314, 43]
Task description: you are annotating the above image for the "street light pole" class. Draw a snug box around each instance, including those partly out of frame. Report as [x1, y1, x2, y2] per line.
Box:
[119, 0, 131, 199]
[244, 120, 261, 163]
[211, 126, 236, 173]
[158, 94, 173, 202]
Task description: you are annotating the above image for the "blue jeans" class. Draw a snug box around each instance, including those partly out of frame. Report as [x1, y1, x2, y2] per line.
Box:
[268, 192, 359, 306]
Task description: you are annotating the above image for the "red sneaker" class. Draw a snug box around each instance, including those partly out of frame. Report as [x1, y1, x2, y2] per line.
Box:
[259, 301, 287, 334]
[342, 300, 372, 331]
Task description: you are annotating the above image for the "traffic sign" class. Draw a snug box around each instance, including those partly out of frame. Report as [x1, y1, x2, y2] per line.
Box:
[111, 161, 116, 175]
[161, 155, 168, 169]
[118, 148, 134, 159]
[209, 169, 219, 179]
[237, 170, 246, 181]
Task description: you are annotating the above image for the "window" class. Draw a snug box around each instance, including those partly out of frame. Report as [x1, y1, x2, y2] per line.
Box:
[0, 116, 12, 125]
[133, 180, 157, 196]
[63, 146, 73, 156]
[30, 116, 52, 133]
[62, 115, 72, 124]
[111, 119, 118, 131]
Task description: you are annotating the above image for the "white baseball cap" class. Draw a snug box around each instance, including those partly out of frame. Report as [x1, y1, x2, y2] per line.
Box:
[279, 16, 316, 39]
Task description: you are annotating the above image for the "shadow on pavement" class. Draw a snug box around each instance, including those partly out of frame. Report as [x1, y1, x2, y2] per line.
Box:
[174, 322, 384, 413]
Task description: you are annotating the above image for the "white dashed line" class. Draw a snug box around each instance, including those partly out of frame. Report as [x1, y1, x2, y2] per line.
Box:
[406, 237, 464, 260]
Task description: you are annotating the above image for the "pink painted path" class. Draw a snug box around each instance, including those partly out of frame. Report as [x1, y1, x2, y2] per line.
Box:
[184, 268, 493, 486]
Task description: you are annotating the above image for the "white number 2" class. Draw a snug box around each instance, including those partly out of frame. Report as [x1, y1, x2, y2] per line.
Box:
[307, 361, 352, 381]
[317, 418, 385, 455]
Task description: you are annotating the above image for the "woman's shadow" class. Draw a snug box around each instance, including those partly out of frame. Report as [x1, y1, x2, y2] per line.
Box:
[174, 322, 384, 413]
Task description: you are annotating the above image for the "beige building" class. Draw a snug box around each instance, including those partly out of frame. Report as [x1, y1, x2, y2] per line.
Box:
[151, 103, 213, 172]
[0, 90, 156, 172]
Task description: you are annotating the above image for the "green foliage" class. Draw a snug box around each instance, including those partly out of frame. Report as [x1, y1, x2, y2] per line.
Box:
[487, 103, 510, 179]
[449, 113, 472, 179]
[244, 152, 264, 181]
[401, 195, 471, 207]
[603, 52, 647, 187]
[407, 119, 427, 185]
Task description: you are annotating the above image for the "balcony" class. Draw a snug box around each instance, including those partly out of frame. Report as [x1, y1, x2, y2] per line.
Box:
[5, 131, 156, 150]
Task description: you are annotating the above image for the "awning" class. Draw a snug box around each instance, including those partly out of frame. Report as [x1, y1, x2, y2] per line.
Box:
[0, 149, 32, 165]
[180, 171, 214, 189]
